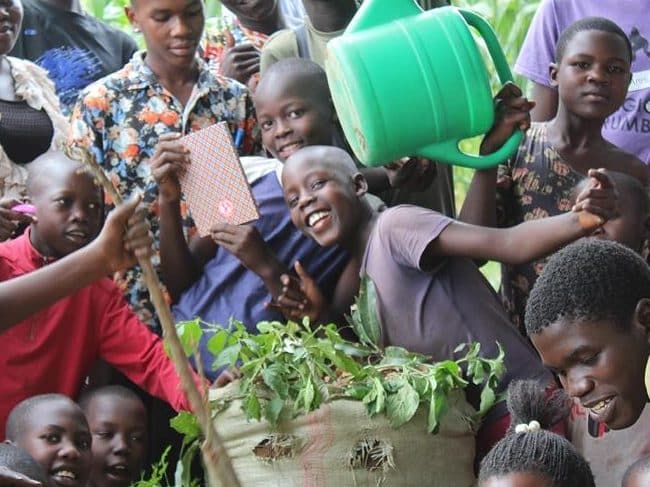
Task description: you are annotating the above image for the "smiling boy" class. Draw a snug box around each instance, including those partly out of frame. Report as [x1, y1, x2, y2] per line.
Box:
[526, 239, 650, 430]
[7, 394, 92, 487]
[278, 145, 619, 460]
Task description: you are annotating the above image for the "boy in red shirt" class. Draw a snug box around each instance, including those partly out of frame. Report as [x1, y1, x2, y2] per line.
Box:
[0, 151, 196, 438]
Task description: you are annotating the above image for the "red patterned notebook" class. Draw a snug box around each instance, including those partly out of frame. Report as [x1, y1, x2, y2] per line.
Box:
[180, 122, 259, 237]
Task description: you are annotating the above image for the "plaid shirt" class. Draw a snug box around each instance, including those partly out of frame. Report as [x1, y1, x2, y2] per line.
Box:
[70, 51, 260, 330]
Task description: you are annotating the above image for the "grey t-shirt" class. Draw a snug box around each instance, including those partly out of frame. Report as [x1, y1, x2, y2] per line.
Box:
[360, 206, 552, 414]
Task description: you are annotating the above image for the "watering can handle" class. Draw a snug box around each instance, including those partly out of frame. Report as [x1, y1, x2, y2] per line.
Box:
[416, 8, 522, 169]
[459, 8, 514, 85]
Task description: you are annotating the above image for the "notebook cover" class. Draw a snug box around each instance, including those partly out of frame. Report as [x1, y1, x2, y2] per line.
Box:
[179, 122, 259, 237]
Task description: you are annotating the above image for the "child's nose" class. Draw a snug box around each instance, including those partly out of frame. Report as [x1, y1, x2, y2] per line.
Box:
[58, 440, 81, 460]
[565, 370, 594, 398]
[112, 434, 128, 454]
[274, 119, 292, 138]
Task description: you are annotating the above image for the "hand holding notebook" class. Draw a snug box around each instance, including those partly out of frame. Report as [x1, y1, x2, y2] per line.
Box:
[179, 122, 259, 237]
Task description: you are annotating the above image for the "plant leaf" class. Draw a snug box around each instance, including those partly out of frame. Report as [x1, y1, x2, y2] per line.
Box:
[175, 320, 203, 357]
[348, 276, 382, 347]
[262, 363, 289, 399]
[385, 381, 419, 428]
[170, 412, 201, 440]
[264, 396, 284, 427]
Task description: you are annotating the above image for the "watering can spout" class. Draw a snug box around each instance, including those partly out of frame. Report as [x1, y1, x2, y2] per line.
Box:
[345, 0, 422, 33]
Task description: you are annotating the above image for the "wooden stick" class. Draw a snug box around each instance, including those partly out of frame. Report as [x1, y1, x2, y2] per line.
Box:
[66, 145, 240, 487]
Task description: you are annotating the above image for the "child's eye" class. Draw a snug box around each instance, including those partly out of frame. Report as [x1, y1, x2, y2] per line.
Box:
[286, 195, 299, 208]
[95, 431, 112, 439]
[130, 433, 146, 442]
[607, 65, 625, 74]
[77, 436, 92, 450]
[581, 353, 600, 366]
[311, 180, 325, 190]
[45, 433, 60, 443]
[152, 13, 171, 22]
[576, 62, 590, 69]
[260, 120, 273, 131]
[88, 202, 101, 210]
[288, 109, 304, 119]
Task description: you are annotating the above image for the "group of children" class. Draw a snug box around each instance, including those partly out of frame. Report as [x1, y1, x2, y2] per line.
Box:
[2, 386, 147, 487]
[1, 0, 650, 485]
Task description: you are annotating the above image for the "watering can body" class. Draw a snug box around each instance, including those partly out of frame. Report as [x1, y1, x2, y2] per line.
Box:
[325, 3, 522, 169]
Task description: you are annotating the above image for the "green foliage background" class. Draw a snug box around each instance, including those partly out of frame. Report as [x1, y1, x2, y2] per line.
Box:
[80, 0, 542, 287]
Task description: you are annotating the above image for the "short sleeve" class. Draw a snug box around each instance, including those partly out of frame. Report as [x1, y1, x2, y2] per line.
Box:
[374, 206, 452, 270]
[260, 29, 299, 75]
[514, 0, 562, 87]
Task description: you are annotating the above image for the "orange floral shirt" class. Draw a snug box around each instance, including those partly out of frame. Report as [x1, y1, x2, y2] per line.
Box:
[70, 51, 260, 330]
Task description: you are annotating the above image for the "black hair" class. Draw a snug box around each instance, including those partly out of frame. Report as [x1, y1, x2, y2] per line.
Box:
[555, 16, 633, 63]
[79, 385, 146, 415]
[5, 393, 83, 442]
[478, 381, 595, 486]
[622, 455, 650, 487]
[257, 58, 330, 104]
[572, 171, 649, 217]
[525, 239, 650, 335]
[0, 443, 49, 485]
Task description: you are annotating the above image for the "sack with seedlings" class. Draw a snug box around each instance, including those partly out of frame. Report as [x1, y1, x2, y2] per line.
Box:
[208, 381, 477, 487]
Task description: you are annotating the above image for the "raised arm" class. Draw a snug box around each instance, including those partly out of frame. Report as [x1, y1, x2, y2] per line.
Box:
[459, 83, 533, 226]
[0, 198, 151, 332]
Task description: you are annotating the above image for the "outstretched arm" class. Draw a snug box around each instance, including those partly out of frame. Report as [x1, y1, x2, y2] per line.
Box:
[428, 169, 616, 267]
[0, 197, 152, 332]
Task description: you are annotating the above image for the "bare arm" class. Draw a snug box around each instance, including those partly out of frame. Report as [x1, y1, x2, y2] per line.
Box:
[529, 82, 558, 122]
[430, 170, 617, 267]
[0, 198, 152, 332]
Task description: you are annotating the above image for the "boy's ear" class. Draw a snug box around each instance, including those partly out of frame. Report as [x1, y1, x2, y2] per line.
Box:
[549, 63, 559, 88]
[353, 173, 368, 197]
[125, 6, 139, 31]
[634, 298, 650, 338]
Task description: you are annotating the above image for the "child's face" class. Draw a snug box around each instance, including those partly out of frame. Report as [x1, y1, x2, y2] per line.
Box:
[29, 166, 103, 258]
[16, 400, 92, 487]
[282, 149, 363, 248]
[126, 0, 204, 71]
[551, 30, 631, 121]
[590, 194, 649, 253]
[480, 471, 554, 487]
[255, 75, 335, 162]
[85, 395, 147, 487]
[530, 311, 650, 430]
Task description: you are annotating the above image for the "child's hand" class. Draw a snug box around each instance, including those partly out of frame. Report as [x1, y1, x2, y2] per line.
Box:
[221, 43, 261, 85]
[0, 198, 35, 242]
[267, 261, 327, 323]
[93, 195, 154, 274]
[384, 157, 437, 192]
[213, 368, 241, 388]
[481, 82, 535, 155]
[149, 133, 190, 203]
[209, 222, 270, 272]
[0, 466, 42, 486]
[572, 168, 619, 230]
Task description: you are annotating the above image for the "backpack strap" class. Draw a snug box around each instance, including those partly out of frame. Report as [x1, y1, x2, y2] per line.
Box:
[293, 24, 311, 59]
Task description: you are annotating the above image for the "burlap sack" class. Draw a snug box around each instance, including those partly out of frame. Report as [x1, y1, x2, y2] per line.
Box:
[209, 382, 477, 486]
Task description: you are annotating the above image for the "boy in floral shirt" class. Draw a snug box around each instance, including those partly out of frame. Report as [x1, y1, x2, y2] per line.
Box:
[70, 0, 260, 329]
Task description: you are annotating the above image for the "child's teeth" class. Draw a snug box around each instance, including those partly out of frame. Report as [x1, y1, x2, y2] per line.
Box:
[591, 397, 612, 412]
[56, 470, 76, 479]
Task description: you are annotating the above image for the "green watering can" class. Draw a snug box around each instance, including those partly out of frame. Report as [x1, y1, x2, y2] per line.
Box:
[325, 2, 523, 169]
